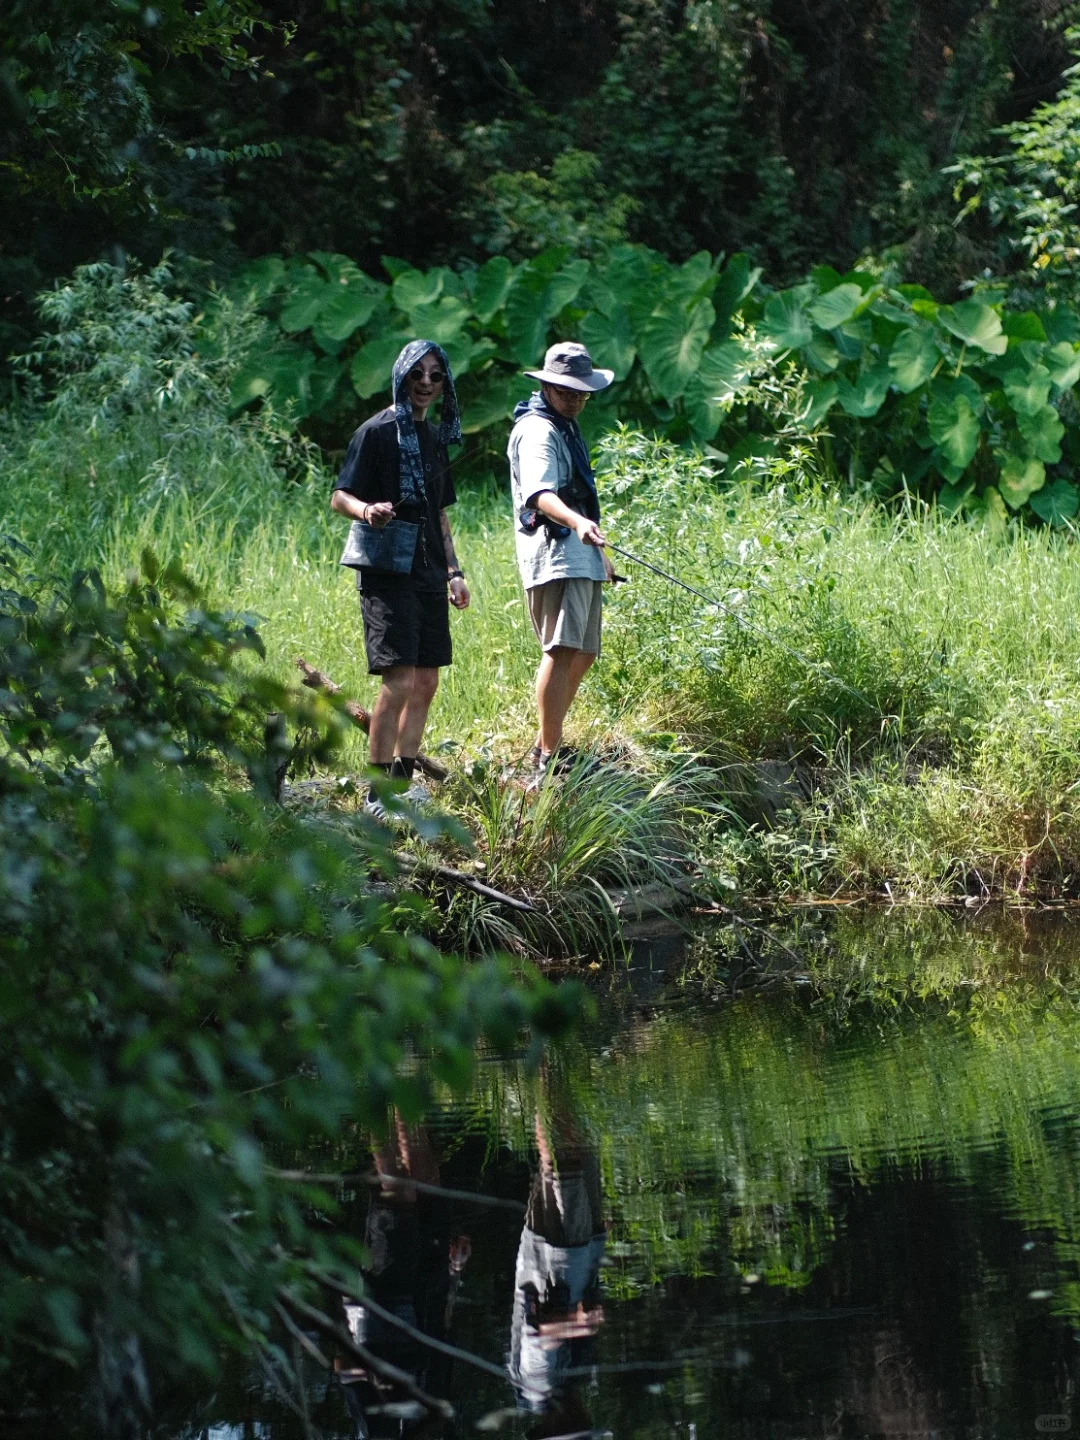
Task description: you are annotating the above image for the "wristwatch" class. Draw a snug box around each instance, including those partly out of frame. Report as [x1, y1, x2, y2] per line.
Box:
[448, 568, 465, 580]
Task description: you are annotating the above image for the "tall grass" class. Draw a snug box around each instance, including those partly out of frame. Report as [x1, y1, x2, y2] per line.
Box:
[10, 262, 1080, 901]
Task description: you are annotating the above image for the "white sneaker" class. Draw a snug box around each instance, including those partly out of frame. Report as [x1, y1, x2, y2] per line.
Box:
[402, 780, 431, 808]
[363, 792, 389, 822]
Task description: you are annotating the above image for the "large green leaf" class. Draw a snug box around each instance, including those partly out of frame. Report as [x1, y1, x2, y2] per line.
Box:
[279, 267, 330, 332]
[713, 253, 761, 332]
[471, 256, 515, 322]
[697, 341, 751, 400]
[599, 244, 666, 332]
[799, 379, 839, 429]
[808, 283, 864, 330]
[579, 305, 636, 380]
[639, 299, 715, 402]
[1002, 363, 1052, 417]
[231, 344, 315, 414]
[937, 478, 976, 515]
[1002, 311, 1047, 342]
[1045, 341, 1080, 393]
[546, 259, 590, 316]
[888, 328, 940, 392]
[666, 251, 717, 306]
[235, 255, 286, 303]
[350, 334, 407, 399]
[996, 454, 1046, 510]
[804, 335, 841, 372]
[456, 369, 517, 433]
[1030, 478, 1080, 526]
[392, 269, 443, 312]
[937, 300, 1008, 355]
[1018, 404, 1065, 463]
[927, 393, 981, 469]
[504, 272, 550, 366]
[315, 276, 385, 343]
[406, 295, 471, 345]
[762, 288, 813, 351]
[684, 375, 725, 442]
[836, 362, 891, 418]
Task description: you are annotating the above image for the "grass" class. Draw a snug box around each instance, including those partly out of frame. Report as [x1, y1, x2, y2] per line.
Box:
[11, 314, 1080, 914]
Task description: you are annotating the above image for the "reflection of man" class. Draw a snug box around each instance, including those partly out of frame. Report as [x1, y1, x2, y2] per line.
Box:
[509, 1102, 607, 1425]
[338, 1115, 470, 1439]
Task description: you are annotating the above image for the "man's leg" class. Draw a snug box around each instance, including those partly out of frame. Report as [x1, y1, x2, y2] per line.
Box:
[395, 666, 439, 761]
[368, 666, 417, 764]
[536, 646, 595, 757]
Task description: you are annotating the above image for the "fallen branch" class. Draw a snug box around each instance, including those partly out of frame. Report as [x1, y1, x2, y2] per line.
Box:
[296, 657, 447, 783]
[303, 1263, 510, 1383]
[276, 1288, 454, 1418]
[271, 1168, 526, 1211]
[394, 853, 535, 913]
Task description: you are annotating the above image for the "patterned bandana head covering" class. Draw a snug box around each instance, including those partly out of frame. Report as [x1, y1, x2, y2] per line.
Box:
[391, 340, 462, 505]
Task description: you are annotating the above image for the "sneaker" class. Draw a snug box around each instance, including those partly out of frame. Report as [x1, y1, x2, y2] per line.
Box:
[402, 780, 431, 808]
[363, 792, 390, 823]
[530, 744, 580, 775]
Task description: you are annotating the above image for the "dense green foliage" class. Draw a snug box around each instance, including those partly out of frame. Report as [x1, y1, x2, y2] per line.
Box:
[3, 1, 1078, 358]
[0, 544, 578, 1432]
[232, 243, 1080, 522]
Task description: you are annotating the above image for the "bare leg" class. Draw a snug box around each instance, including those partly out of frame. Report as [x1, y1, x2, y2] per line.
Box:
[395, 667, 439, 758]
[368, 666, 416, 764]
[536, 647, 596, 756]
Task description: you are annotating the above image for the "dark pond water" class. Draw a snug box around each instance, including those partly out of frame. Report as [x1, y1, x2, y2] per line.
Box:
[188, 910, 1080, 1440]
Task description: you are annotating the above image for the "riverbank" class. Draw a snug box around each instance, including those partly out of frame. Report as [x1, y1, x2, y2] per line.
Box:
[9, 397, 1080, 926]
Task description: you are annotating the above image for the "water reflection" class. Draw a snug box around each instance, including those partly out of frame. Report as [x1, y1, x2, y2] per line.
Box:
[338, 1116, 470, 1438]
[509, 1078, 606, 1433]
[182, 911, 1080, 1438]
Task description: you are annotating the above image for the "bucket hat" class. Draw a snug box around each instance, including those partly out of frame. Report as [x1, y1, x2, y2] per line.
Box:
[524, 341, 613, 392]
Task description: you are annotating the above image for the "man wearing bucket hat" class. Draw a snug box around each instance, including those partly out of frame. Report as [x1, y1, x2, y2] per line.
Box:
[331, 339, 469, 819]
[507, 341, 616, 778]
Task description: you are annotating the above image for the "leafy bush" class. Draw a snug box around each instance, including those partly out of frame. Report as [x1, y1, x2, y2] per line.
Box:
[228, 243, 1080, 524]
[0, 541, 578, 1433]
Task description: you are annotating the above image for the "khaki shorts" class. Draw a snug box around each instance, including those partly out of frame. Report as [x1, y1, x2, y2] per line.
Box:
[527, 578, 603, 654]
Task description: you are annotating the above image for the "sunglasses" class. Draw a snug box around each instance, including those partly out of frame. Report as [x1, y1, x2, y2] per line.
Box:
[407, 368, 446, 384]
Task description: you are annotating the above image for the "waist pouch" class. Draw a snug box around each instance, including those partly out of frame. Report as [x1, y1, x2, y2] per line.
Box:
[339, 518, 419, 574]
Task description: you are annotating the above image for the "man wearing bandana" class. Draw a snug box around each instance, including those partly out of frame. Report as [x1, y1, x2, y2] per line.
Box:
[508, 342, 616, 778]
[332, 340, 469, 818]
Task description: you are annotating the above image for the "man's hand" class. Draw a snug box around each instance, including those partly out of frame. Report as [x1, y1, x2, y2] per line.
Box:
[449, 576, 470, 610]
[365, 501, 395, 528]
[574, 517, 606, 547]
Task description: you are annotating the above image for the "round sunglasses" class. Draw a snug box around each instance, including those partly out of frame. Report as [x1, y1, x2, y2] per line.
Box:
[407, 368, 446, 384]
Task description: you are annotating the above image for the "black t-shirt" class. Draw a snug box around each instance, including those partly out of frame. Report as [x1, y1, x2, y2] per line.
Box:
[334, 407, 457, 591]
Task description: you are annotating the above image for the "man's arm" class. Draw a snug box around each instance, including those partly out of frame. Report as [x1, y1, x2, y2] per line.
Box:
[330, 488, 394, 526]
[440, 509, 470, 610]
[533, 492, 614, 580]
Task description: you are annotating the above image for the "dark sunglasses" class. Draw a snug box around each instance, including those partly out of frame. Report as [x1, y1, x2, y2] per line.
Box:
[407, 368, 446, 384]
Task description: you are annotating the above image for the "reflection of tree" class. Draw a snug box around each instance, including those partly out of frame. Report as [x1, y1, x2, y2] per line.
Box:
[509, 1086, 607, 1433]
[338, 1114, 470, 1440]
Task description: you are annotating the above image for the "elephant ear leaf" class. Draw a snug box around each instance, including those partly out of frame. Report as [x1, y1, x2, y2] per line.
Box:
[1003, 364, 1052, 417]
[471, 256, 515, 322]
[927, 393, 981, 469]
[807, 283, 864, 330]
[1018, 405, 1065, 463]
[280, 266, 331, 332]
[888, 328, 940, 392]
[996, 454, 1046, 510]
[1045, 341, 1080, 393]
[938, 300, 1007, 355]
[1030, 478, 1080, 526]
[639, 299, 715, 403]
[579, 305, 636, 380]
[762, 288, 813, 351]
[392, 269, 443, 311]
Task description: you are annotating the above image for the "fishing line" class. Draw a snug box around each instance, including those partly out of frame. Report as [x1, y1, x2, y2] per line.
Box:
[606, 540, 873, 709]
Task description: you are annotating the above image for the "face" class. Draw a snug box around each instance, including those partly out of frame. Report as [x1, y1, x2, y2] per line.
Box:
[541, 381, 590, 419]
[405, 353, 446, 416]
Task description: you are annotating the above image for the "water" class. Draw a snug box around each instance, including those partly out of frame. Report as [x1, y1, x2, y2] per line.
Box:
[190, 910, 1080, 1439]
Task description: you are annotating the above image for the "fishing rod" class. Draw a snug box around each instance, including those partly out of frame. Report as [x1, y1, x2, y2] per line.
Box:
[605, 540, 873, 709]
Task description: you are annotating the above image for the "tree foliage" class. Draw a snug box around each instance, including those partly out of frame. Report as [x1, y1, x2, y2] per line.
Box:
[0, 541, 578, 1433]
